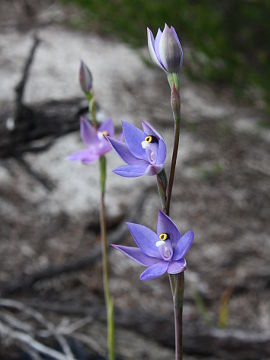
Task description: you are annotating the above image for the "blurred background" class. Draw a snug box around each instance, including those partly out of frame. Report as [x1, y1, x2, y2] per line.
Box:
[0, 0, 269, 359]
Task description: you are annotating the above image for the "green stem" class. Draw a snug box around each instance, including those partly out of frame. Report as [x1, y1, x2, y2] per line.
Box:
[173, 273, 184, 360]
[88, 91, 114, 360]
[99, 155, 115, 360]
[157, 169, 168, 212]
[166, 90, 181, 216]
[157, 74, 183, 360]
[87, 92, 97, 129]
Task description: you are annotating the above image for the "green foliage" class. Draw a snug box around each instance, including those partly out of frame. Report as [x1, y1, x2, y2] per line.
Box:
[63, 0, 270, 105]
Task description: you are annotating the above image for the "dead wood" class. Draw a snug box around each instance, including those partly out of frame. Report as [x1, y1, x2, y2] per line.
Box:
[0, 186, 153, 296]
[2, 299, 269, 360]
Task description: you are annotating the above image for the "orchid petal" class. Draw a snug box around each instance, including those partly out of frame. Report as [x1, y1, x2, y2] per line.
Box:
[144, 164, 163, 176]
[173, 231, 194, 260]
[167, 259, 187, 274]
[98, 118, 114, 137]
[67, 149, 99, 164]
[154, 29, 166, 70]
[108, 137, 148, 165]
[147, 28, 164, 69]
[156, 139, 167, 165]
[122, 121, 147, 159]
[140, 261, 168, 280]
[159, 24, 182, 73]
[171, 26, 183, 67]
[96, 139, 112, 156]
[112, 245, 159, 266]
[113, 164, 148, 177]
[141, 120, 163, 140]
[157, 210, 181, 247]
[80, 118, 97, 146]
[126, 222, 160, 258]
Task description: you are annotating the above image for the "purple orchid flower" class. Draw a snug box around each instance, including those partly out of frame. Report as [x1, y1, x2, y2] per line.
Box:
[107, 120, 166, 177]
[147, 24, 183, 73]
[68, 118, 114, 164]
[112, 210, 194, 280]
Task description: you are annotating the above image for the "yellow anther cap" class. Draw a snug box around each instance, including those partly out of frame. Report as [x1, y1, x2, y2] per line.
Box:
[145, 135, 153, 143]
[159, 233, 168, 241]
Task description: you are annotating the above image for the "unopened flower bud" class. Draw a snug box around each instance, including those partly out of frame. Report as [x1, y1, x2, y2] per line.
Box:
[79, 60, 93, 94]
[147, 24, 183, 74]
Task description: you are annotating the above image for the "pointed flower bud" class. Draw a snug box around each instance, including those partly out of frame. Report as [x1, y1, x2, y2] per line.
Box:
[147, 24, 183, 74]
[79, 60, 93, 94]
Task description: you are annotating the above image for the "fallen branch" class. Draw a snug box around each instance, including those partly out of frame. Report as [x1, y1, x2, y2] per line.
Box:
[0, 299, 75, 360]
[15, 35, 41, 108]
[0, 320, 69, 360]
[2, 298, 270, 360]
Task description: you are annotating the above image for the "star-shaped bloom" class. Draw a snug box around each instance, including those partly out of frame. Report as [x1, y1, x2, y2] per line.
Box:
[112, 210, 194, 280]
[68, 118, 114, 164]
[107, 120, 166, 177]
[147, 24, 183, 73]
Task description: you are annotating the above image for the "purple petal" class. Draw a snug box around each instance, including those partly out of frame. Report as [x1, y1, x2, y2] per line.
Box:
[173, 231, 194, 260]
[167, 259, 187, 274]
[112, 245, 159, 266]
[141, 120, 163, 140]
[122, 121, 147, 160]
[156, 139, 167, 165]
[96, 139, 112, 156]
[67, 149, 99, 164]
[144, 164, 163, 176]
[159, 24, 182, 73]
[126, 222, 160, 258]
[108, 137, 148, 165]
[147, 27, 163, 69]
[171, 26, 183, 67]
[80, 118, 97, 146]
[154, 28, 166, 70]
[140, 261, 169, 280]
[113, 164, 148, 177]
[157, 210, 181, 247]
[98, 118, 114, 137]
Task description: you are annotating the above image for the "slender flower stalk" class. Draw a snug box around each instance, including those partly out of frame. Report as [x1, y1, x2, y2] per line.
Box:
[148, 24, 184, 359]
[99, 155, 115, 360]
[166, 75, 183, 360]
[70, 61, 115, 360]
[90, 96, 115, 360]
[166, 81, 181, 216]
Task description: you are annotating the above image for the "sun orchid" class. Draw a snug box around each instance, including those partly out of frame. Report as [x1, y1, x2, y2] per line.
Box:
[107, 120, 166, 177]
[112, 210, 194, 280]
[147, 24, 183, 74]
[68, 118, 114, 164]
